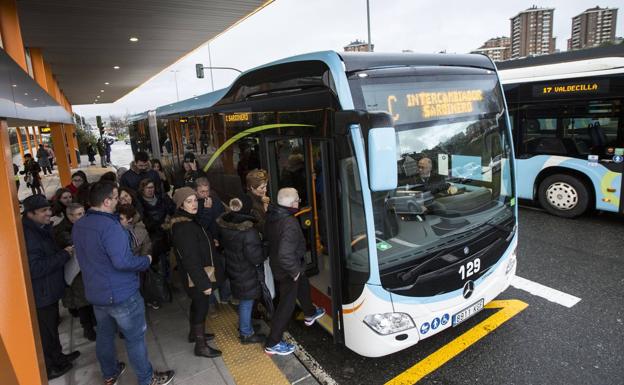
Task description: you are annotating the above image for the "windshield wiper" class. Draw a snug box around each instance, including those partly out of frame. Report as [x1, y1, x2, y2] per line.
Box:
[397, 249, 460, 283]
[482, 216, 516, 241]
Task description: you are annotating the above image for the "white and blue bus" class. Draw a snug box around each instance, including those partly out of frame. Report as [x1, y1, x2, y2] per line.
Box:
[500, 46, 624, 218]
[134, 51, 518, 357]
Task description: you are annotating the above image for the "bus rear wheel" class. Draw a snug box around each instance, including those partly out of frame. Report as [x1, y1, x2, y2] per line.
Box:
[538, 174, 589, 218]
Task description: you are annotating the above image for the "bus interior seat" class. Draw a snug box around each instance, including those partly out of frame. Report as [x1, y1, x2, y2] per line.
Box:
[588, 123, 607, 147]
[525, 137, 568, 155]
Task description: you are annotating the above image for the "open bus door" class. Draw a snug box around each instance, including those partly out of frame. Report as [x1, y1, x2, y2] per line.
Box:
[264, 136, 343, 343]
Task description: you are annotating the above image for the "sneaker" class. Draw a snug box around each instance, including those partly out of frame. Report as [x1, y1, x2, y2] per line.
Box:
[304, 307, 326, 326]
[149, 370, 175, 385]
[103, 362, 126, 385]
[264, 341, 295, 355]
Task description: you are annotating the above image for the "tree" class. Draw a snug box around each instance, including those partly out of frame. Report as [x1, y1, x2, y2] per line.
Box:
[108, 114, 130, 138]
[75, 125, 97, 153]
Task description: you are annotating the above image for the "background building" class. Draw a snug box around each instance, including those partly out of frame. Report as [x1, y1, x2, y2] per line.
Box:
[510, 6, 556, 59]
[471, 36, 511, 61]
[344, 39, 374, 52]
[568, 6, 618, 50]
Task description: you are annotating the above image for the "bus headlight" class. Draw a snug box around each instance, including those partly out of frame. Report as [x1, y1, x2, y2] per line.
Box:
[363, 312, 415, 335]
[505, 249, 517, 275]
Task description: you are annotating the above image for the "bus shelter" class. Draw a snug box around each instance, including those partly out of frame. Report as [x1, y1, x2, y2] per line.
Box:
[0, 1, 272, 384]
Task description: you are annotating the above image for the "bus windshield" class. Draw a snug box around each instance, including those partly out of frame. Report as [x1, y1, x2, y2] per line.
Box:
[355, 71, 516, 284]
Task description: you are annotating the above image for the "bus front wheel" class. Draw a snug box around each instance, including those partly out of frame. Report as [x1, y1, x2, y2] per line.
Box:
[538, 174, 589, 218]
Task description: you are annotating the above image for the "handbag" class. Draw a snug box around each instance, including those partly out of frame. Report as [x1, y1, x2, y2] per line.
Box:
[143, 266, 171, 303]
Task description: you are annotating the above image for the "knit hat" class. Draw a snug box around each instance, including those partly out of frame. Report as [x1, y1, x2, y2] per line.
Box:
[173, 187, 196, 208]
[228, 194, 253, 215]
[23, 194, 51, 212]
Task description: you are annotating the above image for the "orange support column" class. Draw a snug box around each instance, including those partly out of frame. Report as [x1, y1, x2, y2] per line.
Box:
[15, 127, 25, 162]
[32, 126, 40, 148]
[0, 119, 47, 385]
[65, 125, 77, 168]
[0, 0, 28, 71]
[23, 127, 33, 156]
[50, 123, 70, 187]
[29, 48, 48, 91]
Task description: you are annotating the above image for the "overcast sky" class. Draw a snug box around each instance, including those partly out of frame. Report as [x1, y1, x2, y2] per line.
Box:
[74, 0, 623, 121]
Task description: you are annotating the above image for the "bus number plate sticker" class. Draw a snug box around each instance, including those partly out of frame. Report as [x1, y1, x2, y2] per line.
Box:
[452, 299, 484, 326]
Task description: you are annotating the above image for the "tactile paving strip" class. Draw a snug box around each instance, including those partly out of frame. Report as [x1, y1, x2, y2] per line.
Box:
[208, 304, 290, 385]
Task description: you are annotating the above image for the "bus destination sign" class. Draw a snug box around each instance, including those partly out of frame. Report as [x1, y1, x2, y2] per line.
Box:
[224, 112, 251, 123]
[532, 79, 608, 98]
[386, 89, 485, 122]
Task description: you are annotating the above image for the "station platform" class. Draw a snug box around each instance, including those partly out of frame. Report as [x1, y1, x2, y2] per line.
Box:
[48, 282, 319, 385]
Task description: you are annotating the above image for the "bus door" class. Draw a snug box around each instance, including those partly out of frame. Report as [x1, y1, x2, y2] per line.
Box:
[264, 136, 342, 340]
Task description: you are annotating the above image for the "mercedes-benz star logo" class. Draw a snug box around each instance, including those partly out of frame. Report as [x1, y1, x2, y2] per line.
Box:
[463, 280, 475, 299]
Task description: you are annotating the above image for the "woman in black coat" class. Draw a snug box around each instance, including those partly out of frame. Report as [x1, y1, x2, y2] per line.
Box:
[170, 187, 222, 358]
[217, 195, 265, 344]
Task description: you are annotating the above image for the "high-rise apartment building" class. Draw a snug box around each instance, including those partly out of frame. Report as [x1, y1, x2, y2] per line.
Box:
[568, 7, 618, 50]
[510, 6, 556, 59]
[471, 36, 511, 61]
[344, 40, 374, 52]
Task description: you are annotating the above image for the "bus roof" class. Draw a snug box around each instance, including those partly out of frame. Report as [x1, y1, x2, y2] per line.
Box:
[497, 44, 624, 84]
[498, 57, 624, 84]
[154, 50, 497, 118]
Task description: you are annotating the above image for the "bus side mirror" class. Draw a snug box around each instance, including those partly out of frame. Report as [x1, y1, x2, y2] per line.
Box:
[368, 127, 398, 191]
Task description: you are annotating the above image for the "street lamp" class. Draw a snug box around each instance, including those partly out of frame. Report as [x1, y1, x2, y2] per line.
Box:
[170, 70, 180, 101]
[366, 0, 372, 52]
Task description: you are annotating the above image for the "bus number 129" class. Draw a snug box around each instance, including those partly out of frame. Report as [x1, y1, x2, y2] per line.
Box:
[459, 258, 481, 280]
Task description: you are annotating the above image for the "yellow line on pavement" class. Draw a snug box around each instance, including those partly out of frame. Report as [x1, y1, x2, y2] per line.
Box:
[385, 299, 528, 385]
[209, 304, 290, 385]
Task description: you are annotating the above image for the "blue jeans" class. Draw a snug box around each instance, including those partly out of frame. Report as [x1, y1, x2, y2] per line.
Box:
[93, 292, 153, 385]
[238, 299, 255, 337]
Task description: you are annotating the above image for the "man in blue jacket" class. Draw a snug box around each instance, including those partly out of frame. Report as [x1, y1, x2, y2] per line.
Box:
[22, 194, 80, 379]
[72, 181, 174, 385]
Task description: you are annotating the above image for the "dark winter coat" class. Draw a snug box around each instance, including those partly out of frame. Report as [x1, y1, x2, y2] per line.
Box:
[22, 159, 42, 187]
[53, 217, 74, 248]
[263, 204, 306, 280]
[22, 216, 71, 308]
[139, 194, 175, 234]
[217, 211, 264, 300]
[119, 162, 163, 196]
[172, 167, 206, 191]
[170, 210, 223, 294]
[197, 193, 224, 238]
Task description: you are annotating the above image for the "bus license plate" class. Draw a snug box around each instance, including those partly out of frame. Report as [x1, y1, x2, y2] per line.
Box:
[452, 299, 484, 326]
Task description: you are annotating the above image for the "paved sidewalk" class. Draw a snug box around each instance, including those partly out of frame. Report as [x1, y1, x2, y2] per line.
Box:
[49, 286, 319, 385]
[49, 288, 237, 385]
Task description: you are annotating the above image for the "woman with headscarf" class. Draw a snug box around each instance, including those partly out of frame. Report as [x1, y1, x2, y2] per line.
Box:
[170, 187, 222, 357]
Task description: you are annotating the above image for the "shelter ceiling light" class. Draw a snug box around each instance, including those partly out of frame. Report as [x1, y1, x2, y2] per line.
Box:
[24, 93, 28, 96]
[11, 84, 17, 87]
[100, 90, 104, 93]
[104, 82, 110, 85]
[129, 37, 139, 42]
[113, 66, 120, 70]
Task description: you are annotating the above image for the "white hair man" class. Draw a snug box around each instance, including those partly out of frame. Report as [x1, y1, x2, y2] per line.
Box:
[262, 187, 325, 355]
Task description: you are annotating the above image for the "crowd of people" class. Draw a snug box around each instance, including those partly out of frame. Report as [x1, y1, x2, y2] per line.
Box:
[21, 150, 325, 385]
